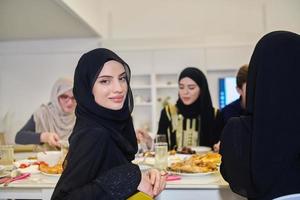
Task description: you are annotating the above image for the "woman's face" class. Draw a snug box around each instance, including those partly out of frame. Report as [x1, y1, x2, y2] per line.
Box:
[92, 60, 128, 110]
[58, 90, 76, 113]
[179, 77, 200, 105]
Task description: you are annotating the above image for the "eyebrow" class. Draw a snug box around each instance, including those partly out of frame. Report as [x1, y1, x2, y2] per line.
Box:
[179, 83, 197, 86]
[98, 72, 126, 79]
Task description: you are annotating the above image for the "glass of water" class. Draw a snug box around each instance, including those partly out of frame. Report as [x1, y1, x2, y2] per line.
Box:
[154, 134, 168, 170]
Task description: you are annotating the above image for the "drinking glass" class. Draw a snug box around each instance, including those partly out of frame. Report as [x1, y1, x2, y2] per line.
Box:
[154, 134, 168, 170]
[0, 145, 14, 165]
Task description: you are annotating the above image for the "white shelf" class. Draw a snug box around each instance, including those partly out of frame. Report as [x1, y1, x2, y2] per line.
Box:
[156, 84, 178, 89]
[131, 73, 178, 132]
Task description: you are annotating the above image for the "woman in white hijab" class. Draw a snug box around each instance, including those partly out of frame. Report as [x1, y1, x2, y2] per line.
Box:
[15, 78, 76, 148]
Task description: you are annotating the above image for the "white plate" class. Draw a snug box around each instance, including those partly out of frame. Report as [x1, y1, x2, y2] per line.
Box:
[168, 170, 217, 177]
[18, 165, 40, 174]
[0, 171, 10, 178]
[14, 159, 37, 168]
[41, 171, 61, 177]
[190, 146, 212, 153]
[173, 154, 191, 160]
[0, 165, 4, 174]
[133, 157, 155, 166]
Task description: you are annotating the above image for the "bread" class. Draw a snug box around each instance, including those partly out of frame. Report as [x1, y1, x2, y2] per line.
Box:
[39, 163, 63, 174]
[168, 152, 221, 173]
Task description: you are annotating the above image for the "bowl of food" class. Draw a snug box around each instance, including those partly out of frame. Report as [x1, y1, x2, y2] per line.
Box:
[37, 151, 62, 167]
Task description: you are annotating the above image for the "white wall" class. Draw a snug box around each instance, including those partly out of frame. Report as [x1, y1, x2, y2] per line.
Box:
[0, 38, 100, 144]
[115, 45, 253, 106]
[0, 40, 253, 143]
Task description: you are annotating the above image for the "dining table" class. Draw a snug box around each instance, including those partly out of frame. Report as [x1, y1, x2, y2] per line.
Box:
[0, 151, 246, 200]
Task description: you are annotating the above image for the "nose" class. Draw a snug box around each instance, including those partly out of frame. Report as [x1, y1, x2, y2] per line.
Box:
[66, 98, 76, 106]
[183, 87, 189, 94]
[113, 80, 123, 93]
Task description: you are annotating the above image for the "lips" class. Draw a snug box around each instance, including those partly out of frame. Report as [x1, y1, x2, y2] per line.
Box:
[110, 95, 124, 103]
[182, 97, 190, 102]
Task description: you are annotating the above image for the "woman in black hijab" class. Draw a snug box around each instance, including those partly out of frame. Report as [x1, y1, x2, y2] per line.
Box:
[51, 48, 165, 200]
[220, 31, 300, 199]
[157, 67, 223, 150]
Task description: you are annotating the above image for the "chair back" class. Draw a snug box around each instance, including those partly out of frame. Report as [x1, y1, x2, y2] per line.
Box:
[274, 194, 300, 200]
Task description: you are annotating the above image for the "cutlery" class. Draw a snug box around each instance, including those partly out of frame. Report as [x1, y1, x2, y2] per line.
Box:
[2, 173, 31, 186]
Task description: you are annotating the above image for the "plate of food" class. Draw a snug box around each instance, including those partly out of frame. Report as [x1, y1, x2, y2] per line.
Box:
[176, 146, 196, 154]
[132, 157, 155, 166]
[39, 162, 63, 176]
[14, 159, 40, 174]
[167, 152, 221, 176]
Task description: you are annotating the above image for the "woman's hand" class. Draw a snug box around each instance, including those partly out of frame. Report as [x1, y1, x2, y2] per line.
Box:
[213, 141, 221, 152]
[137, 169, 167, 197]
[146, 169, 167, 197]
[137, 171, 154, 197]
[40, 132, 60, 147]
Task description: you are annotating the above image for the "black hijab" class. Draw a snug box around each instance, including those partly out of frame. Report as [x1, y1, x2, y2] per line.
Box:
[176, 67, 213, 117]
[71, 48, 137, 161]
[176, 67, 215, 144]
[246, 31, 300, 195]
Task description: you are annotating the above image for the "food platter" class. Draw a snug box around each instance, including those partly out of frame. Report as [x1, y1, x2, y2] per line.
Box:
[168, 152, 221, 175]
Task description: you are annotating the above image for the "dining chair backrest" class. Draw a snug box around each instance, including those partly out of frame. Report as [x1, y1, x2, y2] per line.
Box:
[273, 194, 300, 200]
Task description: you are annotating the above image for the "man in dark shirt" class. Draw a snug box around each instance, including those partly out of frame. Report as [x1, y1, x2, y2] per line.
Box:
[221, 64, 248, 124]
[213, 64, 248, 152]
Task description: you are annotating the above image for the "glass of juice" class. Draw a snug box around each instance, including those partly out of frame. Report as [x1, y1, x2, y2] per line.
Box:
[154, 134, 168, 170]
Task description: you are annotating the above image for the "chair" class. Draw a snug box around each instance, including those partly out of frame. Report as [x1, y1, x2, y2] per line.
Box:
[273, 194, 300, 200]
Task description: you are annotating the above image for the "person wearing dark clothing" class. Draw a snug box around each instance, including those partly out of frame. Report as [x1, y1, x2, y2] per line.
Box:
[221, 98, 247, 124]
[16, 116, 42, 144]
[220, 31, 300, 200]
[157, 67, 223, 150]
[221, 64, 248, 124]
[51, 48, 165, 200]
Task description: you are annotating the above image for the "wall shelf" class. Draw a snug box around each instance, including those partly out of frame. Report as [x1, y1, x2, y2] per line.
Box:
[131, 73, 178, 133]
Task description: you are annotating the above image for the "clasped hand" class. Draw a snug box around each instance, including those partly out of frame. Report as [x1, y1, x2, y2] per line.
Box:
[137, 168, 167, 197]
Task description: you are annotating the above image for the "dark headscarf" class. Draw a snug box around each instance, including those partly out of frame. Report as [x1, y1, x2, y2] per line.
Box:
[246, 31, 300, 195]
[176, 67, 215, 144]
[71, 48, 137, 161]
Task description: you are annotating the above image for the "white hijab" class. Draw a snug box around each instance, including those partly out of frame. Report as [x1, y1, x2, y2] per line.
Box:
[33, 78, 76, 141]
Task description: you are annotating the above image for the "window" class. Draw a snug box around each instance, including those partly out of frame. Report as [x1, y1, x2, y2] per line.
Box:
[219, 77, 239, 108]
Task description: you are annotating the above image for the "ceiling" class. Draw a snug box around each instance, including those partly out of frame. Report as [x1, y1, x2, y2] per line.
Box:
[0, 0, 299, 44]
[0, 0, 99, 41]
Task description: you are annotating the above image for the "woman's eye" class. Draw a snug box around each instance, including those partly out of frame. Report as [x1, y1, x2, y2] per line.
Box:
[99, 79, 110, 84]
[188, 86, 195, 90]
[119, 76, 127, 81]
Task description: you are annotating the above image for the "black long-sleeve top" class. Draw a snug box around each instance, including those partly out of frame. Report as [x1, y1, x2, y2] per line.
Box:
[15, 115, 41, 144]
[51, 126, 141, 200]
